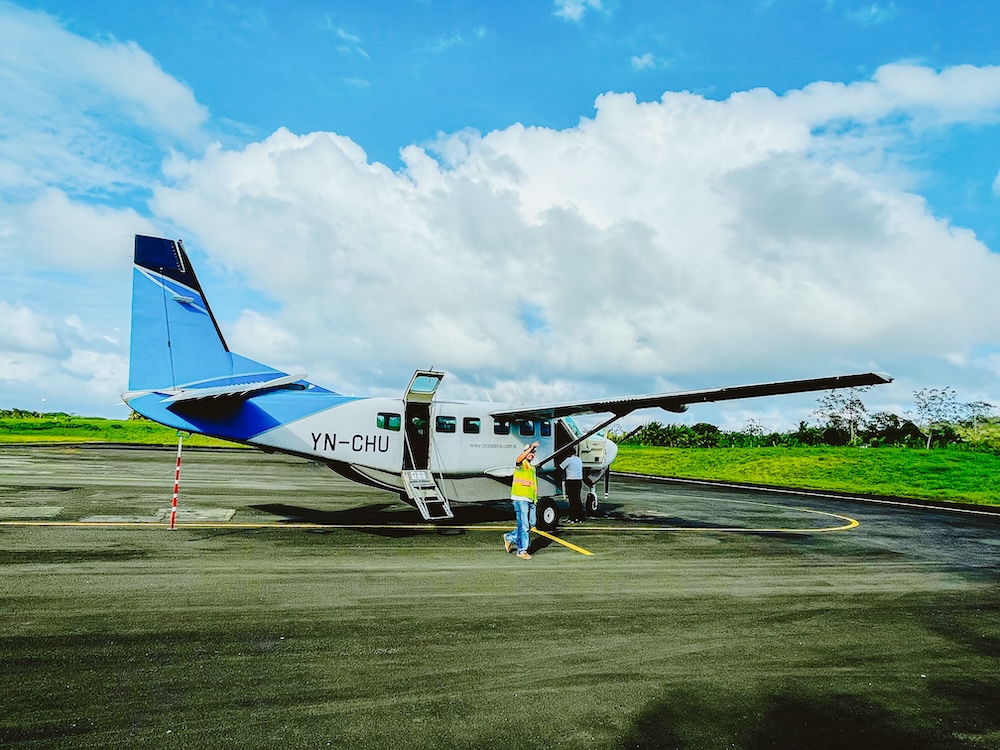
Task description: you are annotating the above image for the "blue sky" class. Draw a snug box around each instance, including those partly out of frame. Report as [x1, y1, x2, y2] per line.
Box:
[2, 0, 1000, 429]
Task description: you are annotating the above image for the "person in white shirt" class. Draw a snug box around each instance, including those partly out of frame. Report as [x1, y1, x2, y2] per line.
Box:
[559, 451, 584, 523]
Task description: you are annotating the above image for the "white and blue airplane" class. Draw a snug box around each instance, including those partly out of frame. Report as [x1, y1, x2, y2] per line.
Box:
[123, 235, 892, 529]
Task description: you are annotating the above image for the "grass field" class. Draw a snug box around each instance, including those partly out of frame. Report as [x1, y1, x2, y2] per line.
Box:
[2, 446, 1000, 749]
[0, 415, 238, 448]
[613, 445, 1000, 506]
[3, 415, 998, 504]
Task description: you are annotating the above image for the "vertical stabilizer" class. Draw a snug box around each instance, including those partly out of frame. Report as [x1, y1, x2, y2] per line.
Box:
[128, 235, 235, 391]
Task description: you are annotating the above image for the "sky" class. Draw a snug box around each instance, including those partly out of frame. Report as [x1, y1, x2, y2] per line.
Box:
[2, 0, 1000, 432]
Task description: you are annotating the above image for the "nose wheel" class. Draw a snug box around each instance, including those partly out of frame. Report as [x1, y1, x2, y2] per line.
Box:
[586, 492, 599, 516]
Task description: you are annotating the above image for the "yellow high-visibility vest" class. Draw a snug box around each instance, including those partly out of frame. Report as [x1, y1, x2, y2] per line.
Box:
[511, 460, 537, 502]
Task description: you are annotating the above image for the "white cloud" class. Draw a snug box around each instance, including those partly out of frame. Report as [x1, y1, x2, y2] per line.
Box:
[326, 19, 370, 60]
[423, 33, 466, 53]
[0, 4, 207, 139]
[0, 3, 210, 415]
[0, 301, 63, 356]
[630, 53, 657, 71]
[147, 63, 1000, 423]
[0, 2, 208, 200]
[2, 2, 1000, 427]
[336, 28, 363, 45]
[782, 63, 1000, 127]
[554, 0, 604, 22]
[846, 2, 899, 26]
[0, 187, 153, 412]
[64, 349, 128, 392]
[0, 298, 127, 414]
[0, 188, 156, 273]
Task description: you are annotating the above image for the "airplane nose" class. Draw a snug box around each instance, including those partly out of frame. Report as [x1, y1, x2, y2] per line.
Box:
[604, 437, 618, 465]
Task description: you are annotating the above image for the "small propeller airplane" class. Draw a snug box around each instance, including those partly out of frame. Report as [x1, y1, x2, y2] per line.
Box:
[123, 235, 892, 530]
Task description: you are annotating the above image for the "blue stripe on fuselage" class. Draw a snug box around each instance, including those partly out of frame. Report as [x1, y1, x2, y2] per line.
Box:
[127, 388, 360, 443]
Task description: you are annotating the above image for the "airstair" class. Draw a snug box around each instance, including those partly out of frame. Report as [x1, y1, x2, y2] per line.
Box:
[401, 470, 454, 521]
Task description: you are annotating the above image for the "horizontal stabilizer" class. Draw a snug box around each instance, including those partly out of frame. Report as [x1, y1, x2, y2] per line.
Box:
[157, 374, 308, 404]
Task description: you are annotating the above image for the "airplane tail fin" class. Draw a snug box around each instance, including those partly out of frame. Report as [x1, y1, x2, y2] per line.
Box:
[128, 235, 279, 392]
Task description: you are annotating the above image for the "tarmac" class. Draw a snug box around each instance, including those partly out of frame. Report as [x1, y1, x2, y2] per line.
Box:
[2, 444, 999, 749]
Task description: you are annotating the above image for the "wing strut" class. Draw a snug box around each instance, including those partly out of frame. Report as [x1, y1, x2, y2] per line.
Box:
[534, 412, 622, 468]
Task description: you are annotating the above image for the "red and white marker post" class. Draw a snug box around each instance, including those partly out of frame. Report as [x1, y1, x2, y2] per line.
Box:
[169, 432, 184, 530]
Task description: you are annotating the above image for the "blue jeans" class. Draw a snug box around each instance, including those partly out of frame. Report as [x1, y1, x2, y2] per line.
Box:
[505, 499, 536, 554]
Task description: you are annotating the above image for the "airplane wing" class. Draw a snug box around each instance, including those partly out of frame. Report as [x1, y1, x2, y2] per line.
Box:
[490, 372, 893, 421]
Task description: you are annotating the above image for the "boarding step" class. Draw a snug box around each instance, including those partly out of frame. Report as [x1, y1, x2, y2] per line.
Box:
[401, 470, 454, 521]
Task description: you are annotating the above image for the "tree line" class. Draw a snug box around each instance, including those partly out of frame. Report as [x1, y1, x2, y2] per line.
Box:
[610, 387, 1000, 452]
[4, 386, 997, 452]
[0, 408, 70, 419]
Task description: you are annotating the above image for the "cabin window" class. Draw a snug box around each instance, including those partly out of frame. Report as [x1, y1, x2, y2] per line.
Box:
[463, 417, 481, 434]
[540, 421, 552, 437]
[377, 412, 401, 431]
[518, 420, 535, 437]
[435, 416, 457, 434]
[493, 419, 511, 435]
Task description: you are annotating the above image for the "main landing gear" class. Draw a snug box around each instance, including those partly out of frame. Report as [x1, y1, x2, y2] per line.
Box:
[536, 497, 560, 532]
[537, 472, 608, 531]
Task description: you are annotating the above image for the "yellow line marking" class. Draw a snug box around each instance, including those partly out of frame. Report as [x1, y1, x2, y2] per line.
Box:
[0, 497, 859, 537]
[531, 527, 594, 556]
[692, 497, 861, 533]
[600, 521, 859, 533]
[0, 513, 858, 535]
[0, 522, 569, 534]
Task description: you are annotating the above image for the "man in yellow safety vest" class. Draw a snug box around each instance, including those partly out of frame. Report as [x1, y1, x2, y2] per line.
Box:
[503, 441, 539, 560]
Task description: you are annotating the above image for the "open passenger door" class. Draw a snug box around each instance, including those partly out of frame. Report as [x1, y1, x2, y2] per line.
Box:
[402, 370, 444, 471]
[401, 370, 453, 521]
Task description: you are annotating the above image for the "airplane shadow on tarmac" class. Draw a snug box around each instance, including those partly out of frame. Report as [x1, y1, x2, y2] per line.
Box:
[248, 500, 518, 539]
[616, 683, 1000, 750]
[245, 499, 813, 544]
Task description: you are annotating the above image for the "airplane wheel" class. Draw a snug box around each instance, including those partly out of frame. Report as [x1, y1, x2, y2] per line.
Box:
[586, 493, 599, 516]
[536, 498, 560, 531]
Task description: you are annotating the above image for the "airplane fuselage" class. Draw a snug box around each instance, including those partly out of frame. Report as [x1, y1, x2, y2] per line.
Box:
[124, 387, 617, 506]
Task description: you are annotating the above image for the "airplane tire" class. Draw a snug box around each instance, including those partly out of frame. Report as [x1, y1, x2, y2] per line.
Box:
[586, 492, 599, 516]
[536, 497, 560, 531]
